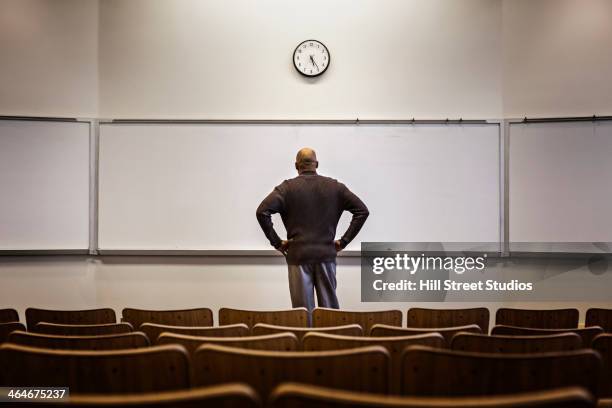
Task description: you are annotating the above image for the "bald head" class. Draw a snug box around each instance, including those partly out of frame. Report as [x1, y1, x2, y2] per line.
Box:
[295, 148, 318, 173]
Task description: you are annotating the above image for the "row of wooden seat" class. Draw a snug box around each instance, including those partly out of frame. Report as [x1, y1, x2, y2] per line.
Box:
[4, 307, 612, 332]
[14, 384, 600, 408]
[0, 341, 606, 397]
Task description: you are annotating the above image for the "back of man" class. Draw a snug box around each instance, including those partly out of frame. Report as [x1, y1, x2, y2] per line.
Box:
[256, 148, 369, 312]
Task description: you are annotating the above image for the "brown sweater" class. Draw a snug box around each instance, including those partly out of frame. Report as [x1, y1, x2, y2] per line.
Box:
[256, 171, 369, 265]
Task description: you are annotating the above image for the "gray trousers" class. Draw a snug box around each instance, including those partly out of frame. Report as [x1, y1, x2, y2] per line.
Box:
[288, 262, 340, 313]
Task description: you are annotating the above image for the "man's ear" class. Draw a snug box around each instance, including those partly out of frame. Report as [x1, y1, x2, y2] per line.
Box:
[316, 161, 319, 168]
[295, 162, 299, 171]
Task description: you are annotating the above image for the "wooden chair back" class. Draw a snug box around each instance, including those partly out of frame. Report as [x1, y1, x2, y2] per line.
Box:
[303, 332, 444, 393]
[495, 308, 579, 329]
[219, 308, 309, 328]
[407, 308, 489, 333]
[370, 324, 480, 344]
[0, 322, 25, 342]
[0, 308, 19, 323]
[192, 344, 389, 398]
[122, 308, 213, 329]
[0, 343, 190, 393]
[7, 331, 150, 350]
[591, 334, 612, 397]
[25, 308, 116, 329]
[142, 323, 249, 343]
[586, 308, 612, 332]
[158, 332, 299, 354]
[401, 346, 601, 396]
[16, 384, 261, 407]
[269, 383, 595, 408]
[312, 308, 402, 333]
[451, 332, 582, 353]
[491, 325, 603, 347]
[32, 322, 134, 336]
[252, 323, 363, 340]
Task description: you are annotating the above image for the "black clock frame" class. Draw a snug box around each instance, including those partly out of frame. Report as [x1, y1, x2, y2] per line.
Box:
[292, 39, 330, 78]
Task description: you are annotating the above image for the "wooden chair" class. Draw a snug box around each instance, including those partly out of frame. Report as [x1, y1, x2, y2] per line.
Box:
[451, 332, 583, 353]
[0, 308, 19, 323]
[17, 384, 261, 407]
[142, 323, 249, 344]
[252, 323, 363, 340]
[407, 307, 490, 333]
[591, 334, 612, 397]
[25, 308, 116, 329]
[491, 325, 604, 347]
[401, 345, 601, 396]
[269, 383, 595, 408]
[193, 344, 389, 397]
[0, 343, 190, 393]
[586, 309, 612, 332]
[0, 322, 25, 342]
[7, 331, 150, 350]
[158, 332, 299, 354]
[370, 324, 480, 344]
[32, 322, 134, 336]
[312, 308, 402, 333]
[219, 308, 309, 328]
[122, 308, 213, 329]
[495, 308, 579, 329]
[303, 332, 444, 393]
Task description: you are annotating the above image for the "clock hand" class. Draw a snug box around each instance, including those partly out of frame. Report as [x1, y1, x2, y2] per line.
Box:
[310, 55, 319, 70]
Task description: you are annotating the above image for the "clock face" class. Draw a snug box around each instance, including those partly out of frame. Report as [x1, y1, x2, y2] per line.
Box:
[293, 40, 330, 77]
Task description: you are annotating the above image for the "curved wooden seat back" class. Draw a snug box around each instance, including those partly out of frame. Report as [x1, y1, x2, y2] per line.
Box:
[407, 308, 490, 333]
[312, 308, 402, 333]
[193, 344, 389, 398]
[401, 346, 601, 397]
[32, 322, 134, 336]
[303, 332, 444, 393]
[7, 331, 150, 350]
[26, 308, 116, 329]
[592, 334, 612, 397]
[252, 323, 363, 341]
[142, 323, 249, 344]
[122, 308, 213, 329]
[0, 343, 190, 393]
[158, 332, 299, 354]
[370, 324, 480, 344]
[219, 308, 309, 328]
[0, 308, 19, 323]
[0, 322, 25, 342]
[451, 332, 582, 353]
[586, 308, 612, 332]
[18, 384, 261, 408]
[491, 325, 603, 347]
[269, 383, 595, 408]
[495, 308, 579, 329]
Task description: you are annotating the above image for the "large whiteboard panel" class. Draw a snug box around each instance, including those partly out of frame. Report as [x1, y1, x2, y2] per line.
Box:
[99, 123, 500, 250]
[0, 120, 90, 249]
[510, 121, 612, 244]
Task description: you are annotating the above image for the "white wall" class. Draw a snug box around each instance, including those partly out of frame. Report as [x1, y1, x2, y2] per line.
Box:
[98, 0, 502, 119]
[1, 1, 612, 318]
[0, 0, 98, 117]
[502, 0, 612, 117]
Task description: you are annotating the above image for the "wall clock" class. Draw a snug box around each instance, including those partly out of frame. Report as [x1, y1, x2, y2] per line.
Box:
[293, 39, 330, 77]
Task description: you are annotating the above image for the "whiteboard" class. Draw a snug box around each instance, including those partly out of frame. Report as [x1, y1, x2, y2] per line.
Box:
[98, 123, 500, 251]
[510, 121, 612, 246]
[0, 120, 90, 250]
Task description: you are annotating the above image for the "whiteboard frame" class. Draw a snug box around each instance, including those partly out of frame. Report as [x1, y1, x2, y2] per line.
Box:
[1, 115, 611, 256]
[96, 118, 503, 256]
[0, 116, 96, 255]
[506, 117, 612, 255]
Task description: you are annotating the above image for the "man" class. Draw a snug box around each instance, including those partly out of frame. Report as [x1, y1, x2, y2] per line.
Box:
[256, 148, 369, 311]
